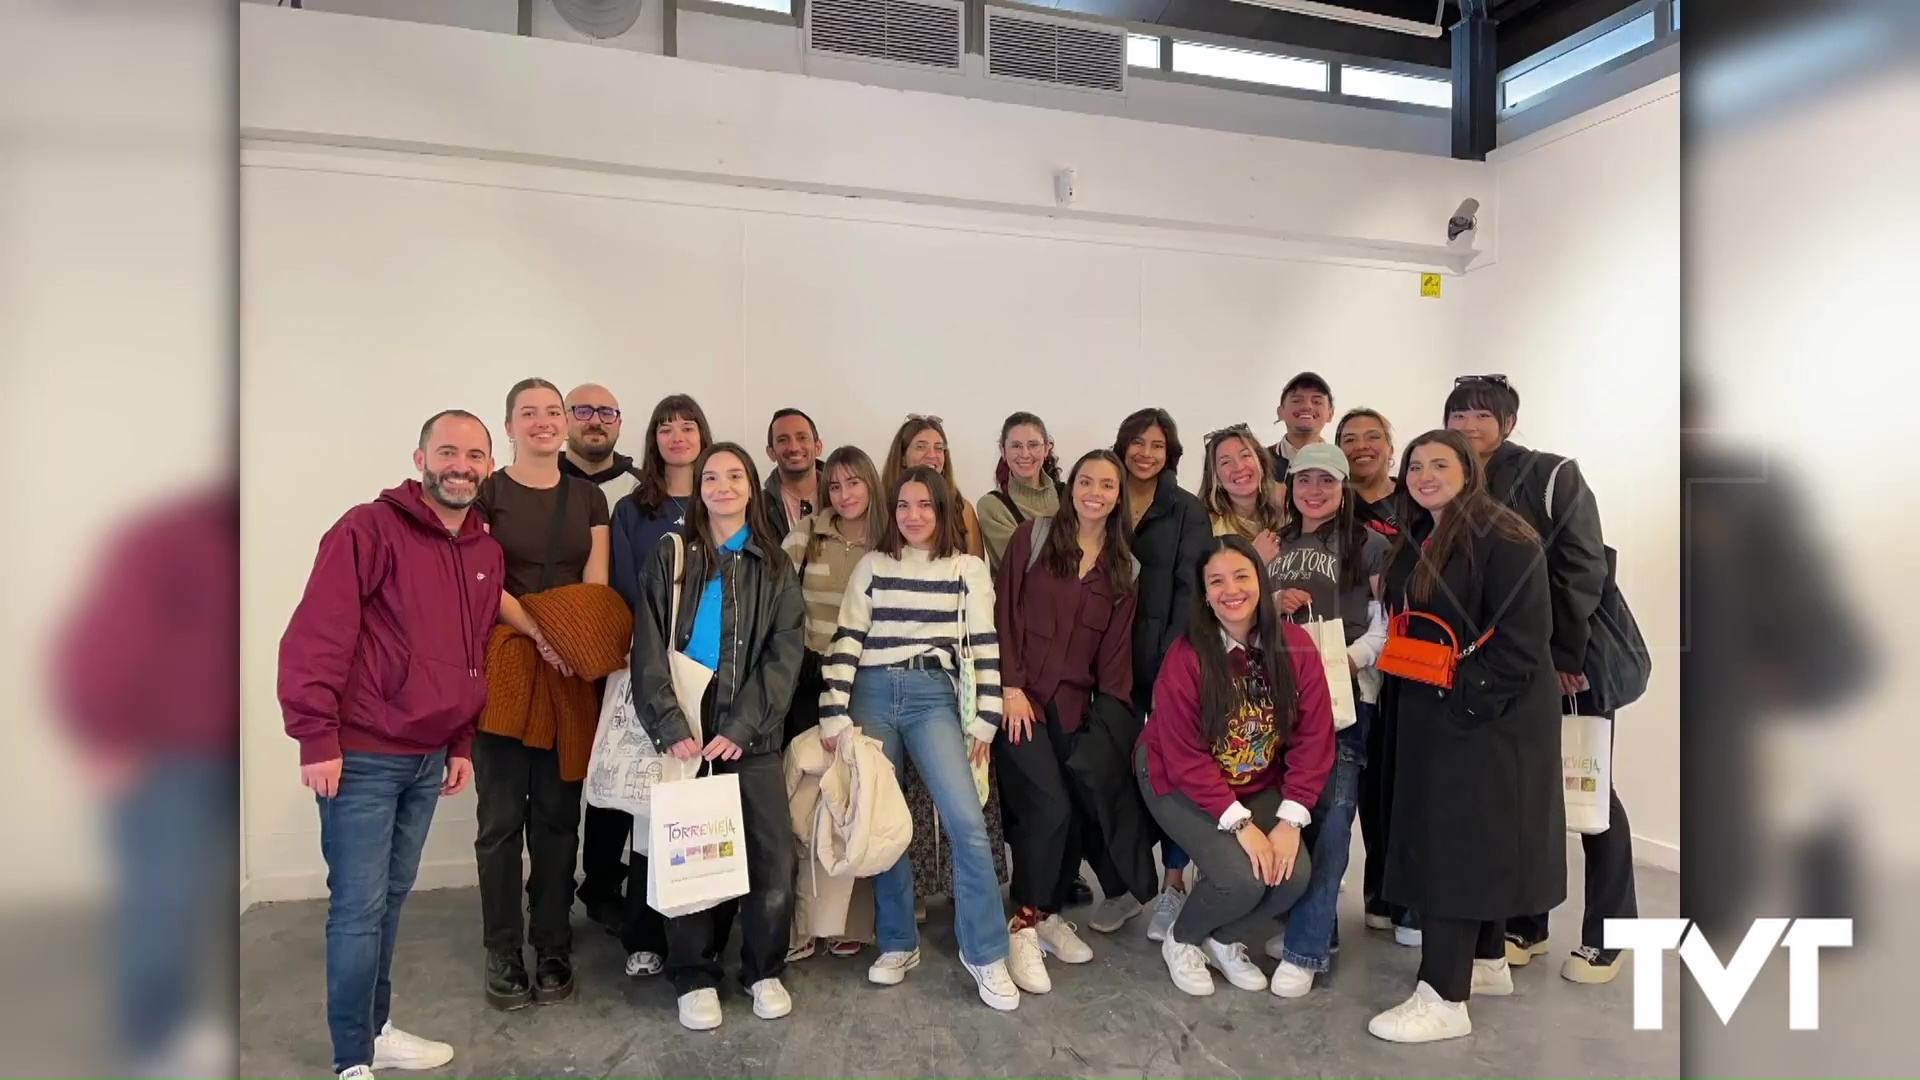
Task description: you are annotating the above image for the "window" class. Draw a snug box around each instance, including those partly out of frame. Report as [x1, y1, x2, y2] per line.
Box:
[1504, 11, 1657, 107]
[1341, 66, 1450, 108]
[1671, 0, 1679, 31]
[1172, 40, 1328, 92]
[705, 0, 792, 13]
[1127, 33, 1162, 69]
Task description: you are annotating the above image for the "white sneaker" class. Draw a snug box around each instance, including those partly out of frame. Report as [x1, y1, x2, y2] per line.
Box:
[1088, 895, 1142, 933]
[1471, 957, 1514, 997]
[963, 958, 1022, 1012]
[1201, 938, 1268, 991]
[1394, 924, 1423, 948]
[624, 950, 663, 977]
[339, 1068, 375, 1080]
[749, 977, 793, 1019]
[1146, 888, 1185, 943]
[1269, 960, 1314, 998]
[1161, 936, 1215, 996]
[371, 1022, 453, 1071]
[1368, 981, 1472, 1043]
[1006, 925, 1052, 993]
[1365, 913, 1394, 930]
[677, 988, 722, 1031]
[867, 948, 921, 986]
[1264, 933, 1287, 961]
[1036, 915, 1094, 964]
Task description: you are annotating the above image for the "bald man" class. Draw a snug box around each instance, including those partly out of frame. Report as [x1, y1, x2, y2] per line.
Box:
[560, 383, 641, 509]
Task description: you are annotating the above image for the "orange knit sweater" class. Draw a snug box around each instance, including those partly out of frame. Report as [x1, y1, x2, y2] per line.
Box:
[478, 583, 633, 782]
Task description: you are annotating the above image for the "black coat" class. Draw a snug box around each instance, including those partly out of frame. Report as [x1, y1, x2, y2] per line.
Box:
[1127, 471, 1211, 710]
[630, 534, 807, 758]
[1484, 441, 1608, 676]
[1379, 523, 1566, 921]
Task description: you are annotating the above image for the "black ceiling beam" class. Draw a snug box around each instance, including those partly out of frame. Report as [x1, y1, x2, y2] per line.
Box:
[1036, 0, 1453, 66]
[1451, 0, 1496, 159]
[1494, 0, 1639, 66]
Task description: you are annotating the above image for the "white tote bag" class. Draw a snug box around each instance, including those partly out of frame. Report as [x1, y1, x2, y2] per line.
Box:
[1297, 603, 1357, 732]
[646, 769, 752, 919]
[1562, 702, 1612, 836]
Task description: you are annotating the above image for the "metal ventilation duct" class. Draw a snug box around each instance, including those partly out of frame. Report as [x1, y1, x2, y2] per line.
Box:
[552, 0, 646, 39]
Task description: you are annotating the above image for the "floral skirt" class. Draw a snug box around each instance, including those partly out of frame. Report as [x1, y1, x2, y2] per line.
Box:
[901, 756, 1010, 897]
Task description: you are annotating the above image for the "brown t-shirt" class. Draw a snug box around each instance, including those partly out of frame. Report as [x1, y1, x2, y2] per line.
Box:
[477, 470, 610, 597]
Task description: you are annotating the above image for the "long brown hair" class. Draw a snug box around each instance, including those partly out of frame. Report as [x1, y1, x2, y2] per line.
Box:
[634, 394, 713, 515]
[1199, 425, 1285, 535]
[877, 466, 966, 560]
[1035, 450, 1135, 602]
[1389, 430, 1538, 604]
[883, 416, 965, 506]
[810, 445, 885, 559]
[1187, 534, 1298, 749]
[682, 442, 787, 582]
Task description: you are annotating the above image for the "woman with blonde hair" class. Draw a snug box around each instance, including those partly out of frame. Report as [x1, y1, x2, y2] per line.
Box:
[1199, 423, 1287, 577]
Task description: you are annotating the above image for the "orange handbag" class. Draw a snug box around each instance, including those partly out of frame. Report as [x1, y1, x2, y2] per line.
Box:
[1377, 610, 1495, 690]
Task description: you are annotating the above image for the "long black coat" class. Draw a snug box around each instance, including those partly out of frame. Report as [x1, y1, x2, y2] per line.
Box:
[1379, 524, 1566, 921]
[1127, 471, 1211, 711]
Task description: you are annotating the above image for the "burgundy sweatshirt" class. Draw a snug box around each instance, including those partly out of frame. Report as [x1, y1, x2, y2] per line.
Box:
[278, 481, 504, 764]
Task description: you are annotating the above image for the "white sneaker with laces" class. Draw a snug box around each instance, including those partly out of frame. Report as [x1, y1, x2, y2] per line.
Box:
[1264, 933, 1287, 961]
[1146, 888, 1185, 943]
[1036, 915, 1094, 964]
[1006, 925, 1052, 993]
[624, 951, 663, 977]
[867, 948, 921, 986]
[963, 958, 1022, 1011]
[1269, 960, 1314, 998]
[338, 1068, 375, 1080]
[749, 978, 793, 1019]
[1471, 957, 1514, 997]
[1394, 924, 1424, 948]
[1088, 895, 1142, 933]
[1161, 936, 1215, 996]
[677, 988, 723, 1031]
[1368, 981, 1473, 1043]
[371, 1022, 453, 1071]
[1201, 938, 1268, 991]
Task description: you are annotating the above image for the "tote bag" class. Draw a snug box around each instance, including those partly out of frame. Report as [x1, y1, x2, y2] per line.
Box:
[952, 563, 990, 807]
[1562, 701, 1612, 836]
[1296, 603, 1357, 731]
[646, 767, 752, 918]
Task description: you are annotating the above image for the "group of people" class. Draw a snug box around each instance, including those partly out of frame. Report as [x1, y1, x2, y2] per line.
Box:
[279, 370, 1640, 1078]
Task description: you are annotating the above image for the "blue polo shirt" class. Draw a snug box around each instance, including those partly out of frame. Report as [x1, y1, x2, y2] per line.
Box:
[686, 526, 748, 671]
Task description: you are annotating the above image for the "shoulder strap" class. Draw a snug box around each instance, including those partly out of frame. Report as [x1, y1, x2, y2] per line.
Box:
[537, 477, 572, 592]
[666, 532, 686, 634]
[1543, 458, 1571, 524]
[990, 489, 1023, 524]
[1026, 518, 1051, 572]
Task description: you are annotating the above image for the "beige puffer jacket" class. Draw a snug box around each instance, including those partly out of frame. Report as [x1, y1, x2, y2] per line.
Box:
[784, 726, 913, 939]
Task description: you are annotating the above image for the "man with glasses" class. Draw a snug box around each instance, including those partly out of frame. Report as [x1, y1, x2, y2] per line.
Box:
[1269, 371, 1335, 485]
[559, 383, 641, 508]
[1444, 373, 1639, 987]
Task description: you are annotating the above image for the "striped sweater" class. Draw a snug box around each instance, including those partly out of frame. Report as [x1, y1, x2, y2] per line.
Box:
[818, 547, 1003, 743]
[780, 510, 872, 654]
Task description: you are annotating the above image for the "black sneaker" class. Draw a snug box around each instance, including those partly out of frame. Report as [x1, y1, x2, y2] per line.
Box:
[485, 948, 533, 1011]
[1504, 932, 1551, 967]
[533, 951, 575, 1005]
[1561, 945, 1623, 984]
[1068, 877, 1094, 907]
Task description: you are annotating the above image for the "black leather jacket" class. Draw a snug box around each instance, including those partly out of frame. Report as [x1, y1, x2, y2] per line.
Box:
[630, 533, 806, 758]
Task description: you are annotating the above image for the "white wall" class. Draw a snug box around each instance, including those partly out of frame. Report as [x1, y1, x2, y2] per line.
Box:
[1456, 76, 1682, 866]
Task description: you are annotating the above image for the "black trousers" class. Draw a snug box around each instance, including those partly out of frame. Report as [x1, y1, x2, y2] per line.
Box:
[995, 711, 1127, 913]
[1508, 704, 1637, 950]
[1359, 699, 1415, 927]
[621, 850, 668, 956]
[665, 751, 795, 995]
[579, 805, 632, 908]
[1419, 917, 1504, 1002]
[473, 732, 582, 955]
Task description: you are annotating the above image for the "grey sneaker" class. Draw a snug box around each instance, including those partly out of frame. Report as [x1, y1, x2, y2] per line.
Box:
[1088, 895, 1142, 934]
[1146, 887, 1185, 943]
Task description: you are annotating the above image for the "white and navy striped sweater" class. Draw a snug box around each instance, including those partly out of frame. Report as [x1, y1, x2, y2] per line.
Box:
[818, 548, 1002, 743]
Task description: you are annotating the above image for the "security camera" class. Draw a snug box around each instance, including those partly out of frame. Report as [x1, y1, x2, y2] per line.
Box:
[1447, 198, 1479, 247]
[1054, 167, 1076, 207]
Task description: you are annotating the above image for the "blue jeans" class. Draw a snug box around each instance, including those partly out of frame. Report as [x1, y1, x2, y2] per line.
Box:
[317, 750, 445, 1073]
[1278, 703, 1369, 973]
[850, 667, 1010, 967]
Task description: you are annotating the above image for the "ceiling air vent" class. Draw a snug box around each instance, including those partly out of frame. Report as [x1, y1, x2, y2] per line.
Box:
[806, 0, 965, 72]
[985, 6, 1127, 94]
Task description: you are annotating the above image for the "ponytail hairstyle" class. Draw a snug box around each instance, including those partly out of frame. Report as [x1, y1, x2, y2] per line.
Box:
[1186, 534, 1297, 749]
[993, 411, 1062, 493]
[1036, 450, 1135, 602]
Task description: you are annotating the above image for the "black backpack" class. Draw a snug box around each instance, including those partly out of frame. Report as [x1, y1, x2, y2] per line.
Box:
[1544, 459, 1651, 712]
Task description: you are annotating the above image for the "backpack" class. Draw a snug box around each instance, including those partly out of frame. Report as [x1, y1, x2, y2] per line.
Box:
[1544, 459, 1651, 712]
[988, 482, 1068, 527]
[1026, 518, 1141, 584]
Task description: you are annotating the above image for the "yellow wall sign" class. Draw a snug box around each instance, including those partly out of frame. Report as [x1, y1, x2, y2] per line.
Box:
[1420, 273, 1442, 298]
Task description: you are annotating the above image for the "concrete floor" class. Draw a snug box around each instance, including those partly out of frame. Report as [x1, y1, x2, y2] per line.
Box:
[240, 841, 1679, 1078]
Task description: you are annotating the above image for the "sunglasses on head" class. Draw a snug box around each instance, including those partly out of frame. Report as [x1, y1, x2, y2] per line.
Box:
[906, 413, 944, 427]
[570, 405, 621, 422]
[1204, 422, 1255, 444]
[1454, 374, 1508, 387]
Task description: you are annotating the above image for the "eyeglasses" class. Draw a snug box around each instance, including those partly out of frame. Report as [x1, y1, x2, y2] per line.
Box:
[570, 405, 622, 422]
[1454, 374, 1508, 387]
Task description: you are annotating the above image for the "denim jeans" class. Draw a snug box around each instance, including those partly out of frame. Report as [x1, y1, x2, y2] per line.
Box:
[317, 750, 445, 1073]
[850, 667, 1010, 967]
[1278, 702, 1369, 972]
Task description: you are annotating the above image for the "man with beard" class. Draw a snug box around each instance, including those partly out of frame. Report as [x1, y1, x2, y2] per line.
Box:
[279, 410, 505, 1080]
[559, 383, 641, 507]
[762, 408, 824, 541]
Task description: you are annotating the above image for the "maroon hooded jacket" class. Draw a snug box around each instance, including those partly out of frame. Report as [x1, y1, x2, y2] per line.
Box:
[279, 481, 504, 764]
